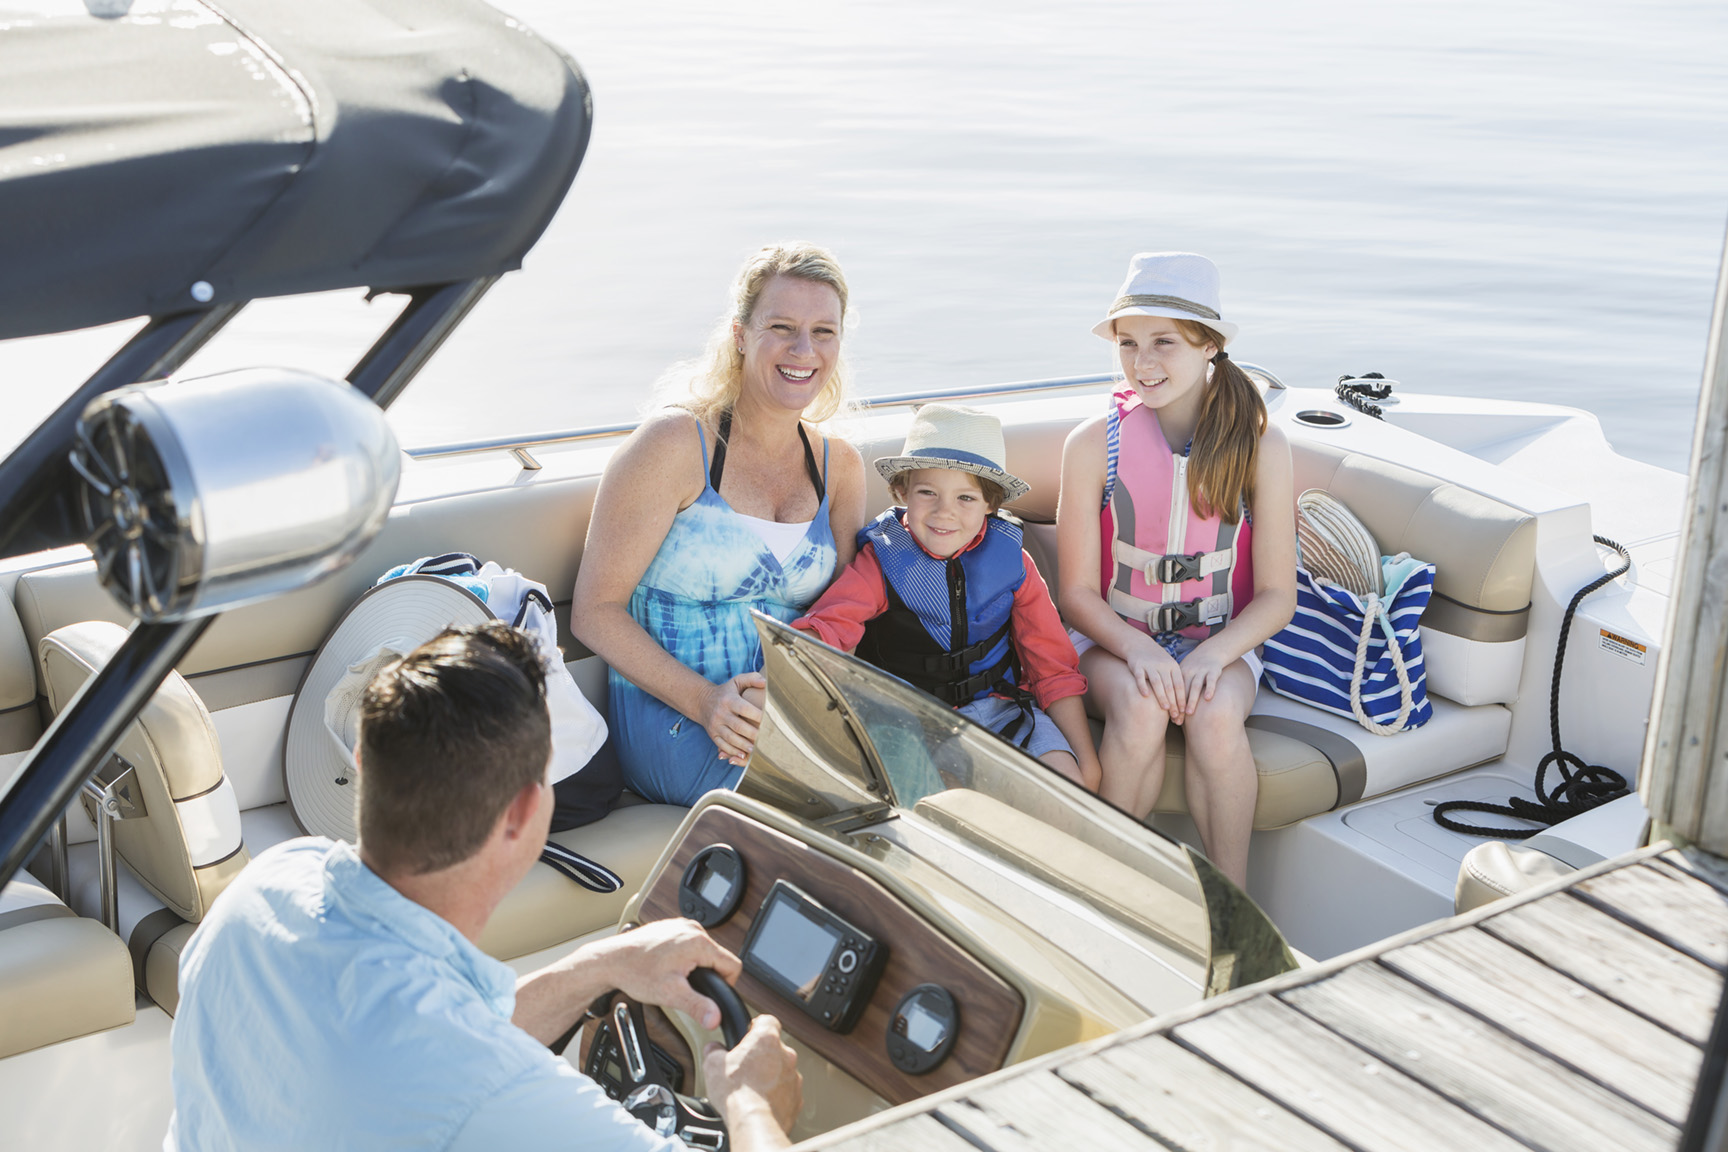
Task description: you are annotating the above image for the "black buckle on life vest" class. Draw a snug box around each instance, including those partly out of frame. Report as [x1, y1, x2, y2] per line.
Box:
[1153, 599, 1205, 633]
[1152, 551, 1206, 585]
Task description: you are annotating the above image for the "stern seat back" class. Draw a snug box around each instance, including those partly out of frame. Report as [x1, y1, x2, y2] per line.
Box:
[38, 621, 249, 924]
[1294, 440, 1536, 707]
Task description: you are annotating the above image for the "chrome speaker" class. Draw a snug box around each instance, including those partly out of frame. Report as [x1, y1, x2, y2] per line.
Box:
[71, 369, 401, 622]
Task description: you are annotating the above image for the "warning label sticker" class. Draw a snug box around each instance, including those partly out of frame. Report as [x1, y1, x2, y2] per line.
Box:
[1599, 629, 1647, 666]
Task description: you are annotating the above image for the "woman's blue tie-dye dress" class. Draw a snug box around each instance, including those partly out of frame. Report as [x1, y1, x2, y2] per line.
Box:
[609, 422, 837, 806]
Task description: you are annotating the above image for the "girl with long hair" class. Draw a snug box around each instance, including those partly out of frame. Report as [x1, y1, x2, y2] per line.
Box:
[1056, 252, 1296, 887]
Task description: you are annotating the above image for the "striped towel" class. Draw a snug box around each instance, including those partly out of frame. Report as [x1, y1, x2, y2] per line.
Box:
[1263, 555, 1435, 734]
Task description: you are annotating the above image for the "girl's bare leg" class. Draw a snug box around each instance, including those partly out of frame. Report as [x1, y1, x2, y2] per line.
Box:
[1179, 659, 1259, 889]
[1081, 646, 1169, 819]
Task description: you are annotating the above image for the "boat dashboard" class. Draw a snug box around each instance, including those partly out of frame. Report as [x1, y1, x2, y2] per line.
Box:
[627, 800, 1026, 1106]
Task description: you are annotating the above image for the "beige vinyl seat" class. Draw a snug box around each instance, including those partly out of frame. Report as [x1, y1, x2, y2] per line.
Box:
[1142, 446, 1535, 827]
[0, 597, 133, 1059]
[478, 799, 689, 960]
[967, 430, 1538, 831]
[41, 623, 687, 1012]
[0, 585, 40, 756]
[38, 621, 250, 1014]
[0, 874, 134, 1059]
[1452, 793, 1648, 913]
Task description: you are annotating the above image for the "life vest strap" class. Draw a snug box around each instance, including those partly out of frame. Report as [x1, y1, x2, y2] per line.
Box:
[939, 650, 1017, 706]
[1108, 588, 1233, 634]
[899, 616, 1012, 677]
[1111, 538, 1235, 586]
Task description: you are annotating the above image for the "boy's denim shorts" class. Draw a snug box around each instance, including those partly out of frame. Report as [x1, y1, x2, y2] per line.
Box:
[957, 694, 1073, 760]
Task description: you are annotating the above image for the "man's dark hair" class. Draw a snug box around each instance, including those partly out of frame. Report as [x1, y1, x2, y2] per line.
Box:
[357, 622, 551, 875]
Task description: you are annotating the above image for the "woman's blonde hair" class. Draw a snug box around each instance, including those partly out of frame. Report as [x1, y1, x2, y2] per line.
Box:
[1116, 318, 1265, 523]
[675, 242, 852, 427]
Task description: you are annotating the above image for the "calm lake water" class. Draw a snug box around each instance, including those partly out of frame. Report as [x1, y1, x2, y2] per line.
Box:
[6, 0, 1727, 472]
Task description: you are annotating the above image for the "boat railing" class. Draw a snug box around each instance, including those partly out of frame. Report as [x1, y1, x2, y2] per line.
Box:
[403, 364, 1287, 466]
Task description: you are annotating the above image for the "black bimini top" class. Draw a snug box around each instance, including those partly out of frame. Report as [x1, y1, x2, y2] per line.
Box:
[0, 0, 591, 340]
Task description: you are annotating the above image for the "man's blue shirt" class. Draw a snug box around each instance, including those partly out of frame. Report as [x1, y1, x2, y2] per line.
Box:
[166, 837, 676, 1151]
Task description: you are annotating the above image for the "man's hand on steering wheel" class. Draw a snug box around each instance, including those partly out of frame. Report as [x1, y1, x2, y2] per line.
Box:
[705, 1014, 802, 1142]
[592, 919, 743, 1033]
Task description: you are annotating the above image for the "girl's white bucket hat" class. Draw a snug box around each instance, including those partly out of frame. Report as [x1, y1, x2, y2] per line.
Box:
[1092, 251, 1238, 346]
[874, 403, 1030, 503]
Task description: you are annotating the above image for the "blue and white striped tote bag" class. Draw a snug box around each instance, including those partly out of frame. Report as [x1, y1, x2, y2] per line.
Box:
[1262, 554, 1435, 734]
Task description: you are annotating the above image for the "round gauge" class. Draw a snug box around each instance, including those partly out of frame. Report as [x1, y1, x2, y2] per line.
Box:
[678, 844, 746, 927]
[887, 984, 958, 1075]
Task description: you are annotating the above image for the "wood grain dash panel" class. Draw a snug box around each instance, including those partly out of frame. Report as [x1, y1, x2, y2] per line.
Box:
[638, 805, 1023, 1106]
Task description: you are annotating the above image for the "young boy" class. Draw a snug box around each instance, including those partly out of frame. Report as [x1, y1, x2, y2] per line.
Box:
[793, 405, 1102, 789]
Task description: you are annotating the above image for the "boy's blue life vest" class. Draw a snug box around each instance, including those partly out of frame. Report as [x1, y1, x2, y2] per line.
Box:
[855, 507, 1026, 707]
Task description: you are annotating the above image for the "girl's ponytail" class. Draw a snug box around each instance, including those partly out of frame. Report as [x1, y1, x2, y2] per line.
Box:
[1184, 331, 1267, 522]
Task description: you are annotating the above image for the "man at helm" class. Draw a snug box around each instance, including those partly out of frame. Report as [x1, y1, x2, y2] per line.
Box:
[166, 622, 801, 1151]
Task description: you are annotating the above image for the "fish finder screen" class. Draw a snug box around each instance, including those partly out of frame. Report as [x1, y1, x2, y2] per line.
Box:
[749, 894, 841, 1000]
[903, 1000, 946, 1051]
[695, 861, 732, 907]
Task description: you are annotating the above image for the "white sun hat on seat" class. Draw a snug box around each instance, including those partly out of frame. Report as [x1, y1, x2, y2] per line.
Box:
[873, 403, 1030, 504]
[285, 576, 494, 842]
[286, 563, 610, 842]
[1092, 251, 1238, 346]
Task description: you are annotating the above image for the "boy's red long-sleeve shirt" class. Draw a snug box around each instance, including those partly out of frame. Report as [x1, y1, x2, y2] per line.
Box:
[792, 520, 1087, 710]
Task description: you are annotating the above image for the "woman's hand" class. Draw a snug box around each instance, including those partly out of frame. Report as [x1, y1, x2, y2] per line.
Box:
[1122, 635, 1186, 724]
[704, 672, 768, 766]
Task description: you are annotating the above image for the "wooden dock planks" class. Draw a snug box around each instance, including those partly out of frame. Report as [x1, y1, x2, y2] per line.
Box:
[806, 846, 1723, 1152]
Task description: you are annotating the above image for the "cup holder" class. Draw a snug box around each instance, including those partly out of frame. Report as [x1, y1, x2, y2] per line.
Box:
[1295, 409, 1350, 428]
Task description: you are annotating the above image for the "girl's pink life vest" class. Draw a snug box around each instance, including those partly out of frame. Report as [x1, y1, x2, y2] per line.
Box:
[1098, 389, 1255, 642]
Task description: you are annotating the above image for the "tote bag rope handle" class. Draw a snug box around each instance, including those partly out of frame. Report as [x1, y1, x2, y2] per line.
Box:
[1349, 593, 1416, 735]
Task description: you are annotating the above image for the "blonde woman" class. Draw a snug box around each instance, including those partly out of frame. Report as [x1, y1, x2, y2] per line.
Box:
[573, 243, 867, 806]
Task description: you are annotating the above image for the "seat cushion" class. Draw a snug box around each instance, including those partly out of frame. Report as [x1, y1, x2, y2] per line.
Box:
[142, 921, 197, 1016]
[0, 876, 134, 1058]
[1455, 841, 1574, 914]
[477, 802, 690, 961]
[1134, 690, 1510, 830]
[1251, 690, 1511, 806]
[1150, 722, 1341, 831]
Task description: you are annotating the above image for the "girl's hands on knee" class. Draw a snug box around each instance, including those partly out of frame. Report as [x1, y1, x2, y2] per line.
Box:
[1124, 637, 1186, 725]
[703, 672, 767, 766]
[1180, 645, 1231, 718]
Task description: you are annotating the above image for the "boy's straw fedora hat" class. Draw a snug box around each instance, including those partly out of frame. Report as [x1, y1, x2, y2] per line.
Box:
[1092, 251, 1238, 346]
[874, 403, 1030, 504]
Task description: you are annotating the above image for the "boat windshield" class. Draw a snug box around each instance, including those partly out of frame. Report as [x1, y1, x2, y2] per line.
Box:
[743, 614, 1296, 993]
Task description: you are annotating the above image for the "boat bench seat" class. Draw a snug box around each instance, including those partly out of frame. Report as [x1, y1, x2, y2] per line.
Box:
[1017, 437, 1537, 829]
[0, 874, 133, 1059]
[19, 611, 687, 1015]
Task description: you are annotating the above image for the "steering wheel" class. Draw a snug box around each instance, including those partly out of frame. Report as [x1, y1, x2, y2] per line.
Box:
[689, 966, 750, 1049]
[610, 967, 749, 1150]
